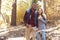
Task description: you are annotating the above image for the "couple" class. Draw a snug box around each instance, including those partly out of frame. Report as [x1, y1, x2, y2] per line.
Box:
[24, 3, 47, 40]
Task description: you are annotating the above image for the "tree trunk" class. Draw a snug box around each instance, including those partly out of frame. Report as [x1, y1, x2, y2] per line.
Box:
[0, 0, 1, 14]
[11, 0, 16, 26]
[43, 0, 46, 13]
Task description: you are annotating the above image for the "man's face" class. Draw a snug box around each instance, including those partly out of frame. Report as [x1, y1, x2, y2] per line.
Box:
[31, 3, 36, 10]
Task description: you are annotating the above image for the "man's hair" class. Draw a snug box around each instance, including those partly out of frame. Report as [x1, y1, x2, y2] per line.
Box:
[32, 2, 36, 5]
[30, 2, 36, 9]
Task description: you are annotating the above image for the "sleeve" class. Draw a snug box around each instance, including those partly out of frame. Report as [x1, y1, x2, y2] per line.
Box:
[43, 13, 47, 20]
[34, 11, 38, 26]
[38, 16, 47, 24]
[23, 11, 27, 25]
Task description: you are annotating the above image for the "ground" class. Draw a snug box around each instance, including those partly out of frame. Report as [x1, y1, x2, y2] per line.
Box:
[0, 24, 60, 40]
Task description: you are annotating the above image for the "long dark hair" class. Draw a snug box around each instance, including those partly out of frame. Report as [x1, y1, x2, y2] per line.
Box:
[38, 8, 45, 20]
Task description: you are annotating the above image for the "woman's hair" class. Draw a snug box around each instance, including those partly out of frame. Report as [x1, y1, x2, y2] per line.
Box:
[38, 8, 45, 20]
[38, 8, 43, 16]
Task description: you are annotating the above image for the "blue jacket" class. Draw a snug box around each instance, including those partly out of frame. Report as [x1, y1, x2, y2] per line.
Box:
[24, 9, 38, 26]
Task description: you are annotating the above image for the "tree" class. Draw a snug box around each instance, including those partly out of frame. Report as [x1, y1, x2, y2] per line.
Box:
[0, 0, 1, 14]
[11, 0, 17, 26]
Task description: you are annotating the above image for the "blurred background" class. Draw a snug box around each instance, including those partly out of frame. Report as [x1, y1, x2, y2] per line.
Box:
[0, 0, 60, 27]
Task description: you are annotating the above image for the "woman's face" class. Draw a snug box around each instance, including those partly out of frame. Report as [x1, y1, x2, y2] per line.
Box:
[38, 8, 42, 15]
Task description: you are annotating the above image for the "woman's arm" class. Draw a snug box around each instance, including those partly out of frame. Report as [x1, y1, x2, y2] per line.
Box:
[38, 16, 47, 24]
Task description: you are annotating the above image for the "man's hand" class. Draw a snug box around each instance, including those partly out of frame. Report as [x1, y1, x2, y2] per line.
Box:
[26, 24, 29, 28]
[33, 26, 38, 31]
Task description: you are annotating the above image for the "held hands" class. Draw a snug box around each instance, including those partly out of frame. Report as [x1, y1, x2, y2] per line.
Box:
[25, 24, 32, 28]
[33, 26, 38, 31]
[24, 23, 28, 27]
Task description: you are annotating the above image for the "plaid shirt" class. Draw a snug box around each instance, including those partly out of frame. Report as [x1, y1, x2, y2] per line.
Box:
[24, 9, 38, 27]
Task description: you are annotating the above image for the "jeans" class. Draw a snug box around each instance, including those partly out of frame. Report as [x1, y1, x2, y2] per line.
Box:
[42, 30, 46, 40]
[36, 25, 46, 40]
[36, 30, 46, 40]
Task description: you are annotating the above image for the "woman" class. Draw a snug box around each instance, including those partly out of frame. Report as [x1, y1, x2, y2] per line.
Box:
[36, 8, 47, 40]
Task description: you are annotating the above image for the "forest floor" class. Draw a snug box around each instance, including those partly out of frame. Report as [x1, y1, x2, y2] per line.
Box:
[0, 22, 60, 40]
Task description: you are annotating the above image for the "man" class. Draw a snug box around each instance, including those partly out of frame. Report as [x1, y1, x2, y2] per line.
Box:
[24, 3, 38, 40]
[24, 3, 37, 27]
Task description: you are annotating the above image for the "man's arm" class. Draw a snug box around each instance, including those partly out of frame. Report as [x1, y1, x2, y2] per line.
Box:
[23, 11, 27, 25]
